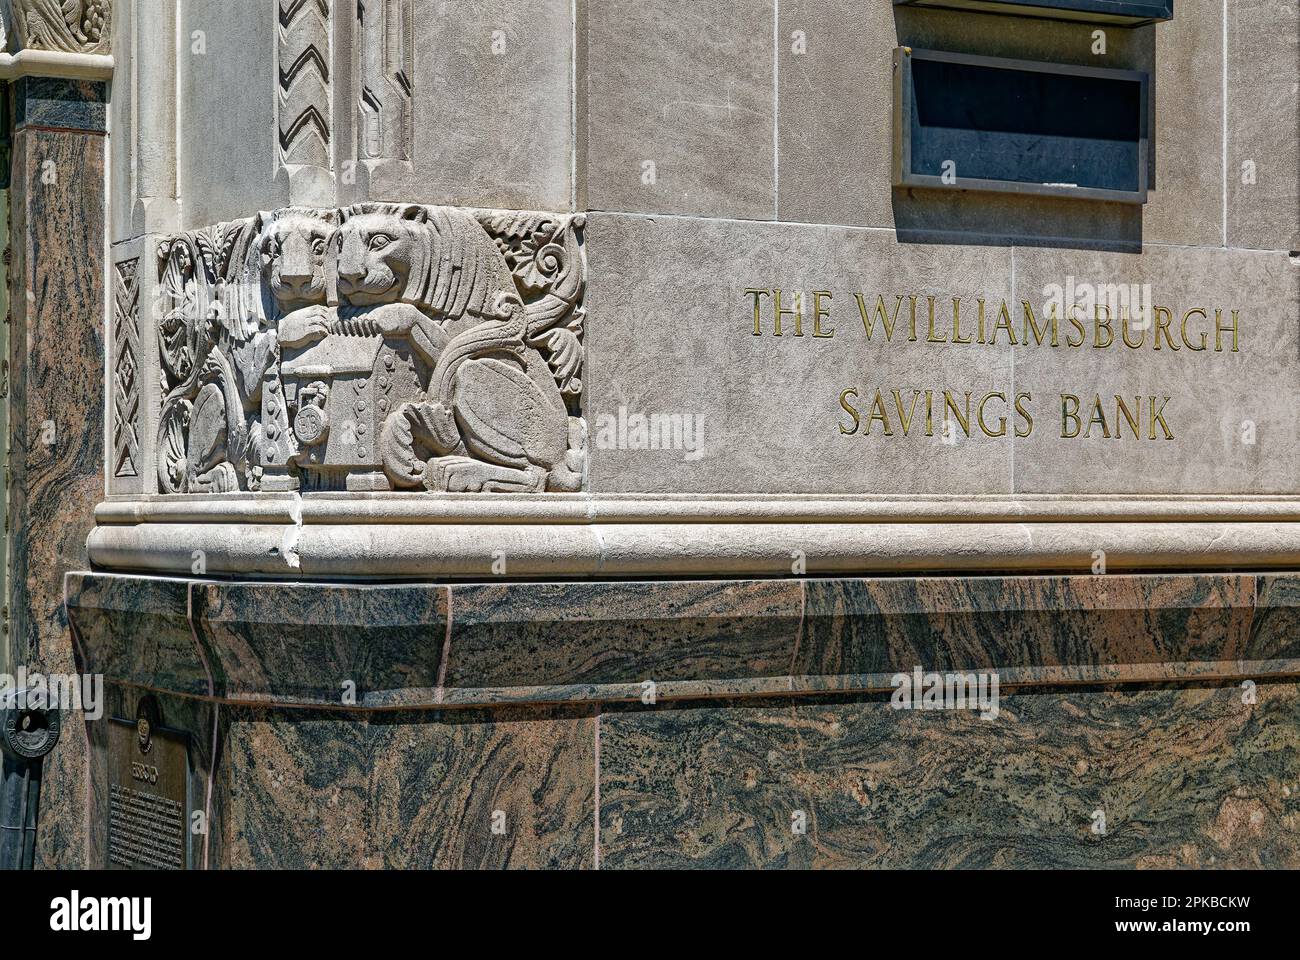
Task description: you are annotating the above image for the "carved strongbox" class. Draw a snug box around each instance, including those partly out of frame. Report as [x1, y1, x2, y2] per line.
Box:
[282, 328, 427, 491]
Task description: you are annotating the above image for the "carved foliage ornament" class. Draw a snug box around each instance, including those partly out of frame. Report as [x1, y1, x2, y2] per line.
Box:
[7, 0, 111, 55]
[155, 204, 586, 495]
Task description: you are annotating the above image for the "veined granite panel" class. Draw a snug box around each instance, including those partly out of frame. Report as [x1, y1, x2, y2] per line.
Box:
[797, 574, 1257, 681]
[9, 127, 106, 669]
[8, 99, 107, 868]
[62, 571, 1300, 869]
[1245, 575, 1300, 662]
[190, 582, 448, 708]
[66, 573, 205, 696]
[63, 572, 1298, 705]
[215, 705, 596, 869]
[13, 77, 109, 132]
[441, 579, 804, 701]
[599, 683, 1300, 869]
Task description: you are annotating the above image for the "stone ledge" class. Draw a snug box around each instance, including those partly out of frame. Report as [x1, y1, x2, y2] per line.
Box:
[87, 518, 1300, 579]
[0, 50, 113, 80]
[65, 571, 1300, 711]
[94, 493, 1300, 525]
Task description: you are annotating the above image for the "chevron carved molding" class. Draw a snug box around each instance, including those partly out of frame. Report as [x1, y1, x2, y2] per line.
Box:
[277, 0, 331, 169]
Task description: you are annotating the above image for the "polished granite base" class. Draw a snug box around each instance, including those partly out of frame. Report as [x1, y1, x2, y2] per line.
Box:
[63, 571, 1300, 868]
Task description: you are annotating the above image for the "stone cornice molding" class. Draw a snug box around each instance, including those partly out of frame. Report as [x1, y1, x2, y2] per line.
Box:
[88, 494, 1300, 578]
[0, 48, 112, 79]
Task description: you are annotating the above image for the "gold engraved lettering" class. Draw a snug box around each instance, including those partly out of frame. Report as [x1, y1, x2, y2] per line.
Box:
[855, 293, 902, 340]
[812, 291, 835, 338]
[977, 392, 1007, 437]
[774, 288, 802, 337]
[1022, 300, 1057, 347]
[838, 388, 860, 434]
[1061, 393, 1082, 438]
[1182, 308, 1208, 351]
[952, 298, 973, 344]
[745, 288, 770, 336]
[1153, 306, 1178, 350]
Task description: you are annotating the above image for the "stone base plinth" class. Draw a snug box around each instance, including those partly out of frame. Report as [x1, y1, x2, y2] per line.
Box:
[64, 571, 1300, 868]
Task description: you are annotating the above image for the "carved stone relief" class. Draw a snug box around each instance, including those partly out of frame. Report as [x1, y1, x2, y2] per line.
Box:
[155, 204, 586, 495]
[356, 0, 412, 162]
[278, 0, 332, 168]
[112, 257, 140, 478]
[7, 0, 111, 55]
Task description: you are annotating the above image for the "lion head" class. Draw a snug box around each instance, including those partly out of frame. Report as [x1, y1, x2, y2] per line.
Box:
[333, 203, 431, 307]
[256, 207, 336, 308]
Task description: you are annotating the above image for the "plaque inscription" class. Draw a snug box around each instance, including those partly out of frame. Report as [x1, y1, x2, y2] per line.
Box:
[107, 716, 191, 870]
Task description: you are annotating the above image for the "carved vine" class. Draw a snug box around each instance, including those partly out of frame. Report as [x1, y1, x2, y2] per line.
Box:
[155, 204, 586, 495]
[8, 0, 111, 55]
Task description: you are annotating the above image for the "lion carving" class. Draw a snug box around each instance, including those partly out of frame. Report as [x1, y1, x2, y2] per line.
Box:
[328, 203, 583, 493]
[154, 202, 586, 495]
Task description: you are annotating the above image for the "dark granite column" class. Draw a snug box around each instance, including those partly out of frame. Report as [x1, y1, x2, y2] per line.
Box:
[7, 77, 108, 868]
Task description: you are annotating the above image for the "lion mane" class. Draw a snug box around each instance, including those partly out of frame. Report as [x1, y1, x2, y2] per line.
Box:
[330, 202, 521, 325]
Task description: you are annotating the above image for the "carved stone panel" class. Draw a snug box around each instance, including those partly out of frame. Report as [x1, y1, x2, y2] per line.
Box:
[154, 204, 587, 495]
[111, 257, 140, 478]
[278, 0, 332, 169]
[8, 0, 111, 55]
[356, 0, 412, 163]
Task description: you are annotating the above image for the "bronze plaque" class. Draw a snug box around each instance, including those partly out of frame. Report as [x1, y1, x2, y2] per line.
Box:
[107, 716, 191, 870]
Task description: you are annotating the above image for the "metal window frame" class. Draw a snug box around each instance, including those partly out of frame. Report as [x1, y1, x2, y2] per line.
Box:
[892, 0, 1173, 27]
[892, 46, 1151, 205]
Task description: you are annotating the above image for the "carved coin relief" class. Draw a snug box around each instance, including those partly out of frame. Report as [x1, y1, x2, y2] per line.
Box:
[154, 204, 586, 495]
